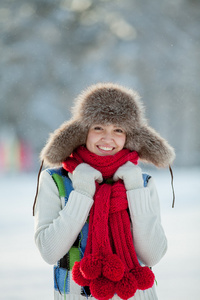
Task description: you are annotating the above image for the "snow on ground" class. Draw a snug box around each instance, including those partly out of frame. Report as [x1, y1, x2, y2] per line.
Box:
[0, 167, 199, 300]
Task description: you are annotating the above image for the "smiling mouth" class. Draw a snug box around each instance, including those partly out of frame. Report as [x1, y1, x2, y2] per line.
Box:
[98, 145, 114, 151]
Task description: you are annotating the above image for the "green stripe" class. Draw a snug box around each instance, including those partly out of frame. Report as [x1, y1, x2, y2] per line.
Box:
[52, 173, 65, 197]
[69, 247, 81, 269]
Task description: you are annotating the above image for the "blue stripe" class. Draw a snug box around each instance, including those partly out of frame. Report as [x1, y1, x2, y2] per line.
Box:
[47, 167, 63, 176]
[54, 266, 70, 294]
[142, 173, 151, 187]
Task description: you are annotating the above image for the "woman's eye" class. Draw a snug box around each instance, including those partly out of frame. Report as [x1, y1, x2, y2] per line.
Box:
[115, 129, 124, 133]
[94, 126, 102, 131]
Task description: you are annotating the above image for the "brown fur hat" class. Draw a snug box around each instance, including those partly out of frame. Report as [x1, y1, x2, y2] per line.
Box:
[40, 83, 175, 168]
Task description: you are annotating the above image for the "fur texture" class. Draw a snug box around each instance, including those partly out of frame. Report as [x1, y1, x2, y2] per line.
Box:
[40, 82, 175, 167]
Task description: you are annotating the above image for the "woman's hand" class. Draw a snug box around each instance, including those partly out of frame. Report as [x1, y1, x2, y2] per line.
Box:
[69, 163, 103, 198]
[113, 161, 143, 190]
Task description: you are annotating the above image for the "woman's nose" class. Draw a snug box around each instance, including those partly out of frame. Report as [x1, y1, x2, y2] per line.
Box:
[101, 131, 113, 141]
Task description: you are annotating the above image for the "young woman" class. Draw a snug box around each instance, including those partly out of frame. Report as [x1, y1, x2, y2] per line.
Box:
[33, 83, 175, 300]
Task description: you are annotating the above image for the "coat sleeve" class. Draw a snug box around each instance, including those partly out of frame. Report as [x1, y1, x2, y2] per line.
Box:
[34, 170, 93, 265]
[127, 177, 167, 267]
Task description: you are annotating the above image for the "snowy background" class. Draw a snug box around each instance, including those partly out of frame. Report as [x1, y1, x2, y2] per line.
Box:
[1, 0, 200, 299]
[1, 0, 200, 170]
[0, 167, 200, 300]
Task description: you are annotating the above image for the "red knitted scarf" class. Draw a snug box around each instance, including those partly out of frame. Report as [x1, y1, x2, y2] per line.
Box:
[62, 146, 155, 300]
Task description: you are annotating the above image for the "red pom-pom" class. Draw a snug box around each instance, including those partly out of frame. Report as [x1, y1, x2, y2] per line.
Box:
[116, 272, 138, 299]
[72, 261, 91, 286]
[80, 254, 102, 280]
[132, 266, 155, 290]
[90, 277, 115, 300]
[102, 254, 125, 282]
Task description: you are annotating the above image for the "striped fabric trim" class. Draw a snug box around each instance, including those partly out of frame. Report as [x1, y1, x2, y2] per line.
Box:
[48, 168, 90, 296]
[47, 167, 73, 202]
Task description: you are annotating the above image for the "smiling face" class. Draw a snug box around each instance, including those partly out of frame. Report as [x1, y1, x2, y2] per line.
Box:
[86, 124, 126, 156]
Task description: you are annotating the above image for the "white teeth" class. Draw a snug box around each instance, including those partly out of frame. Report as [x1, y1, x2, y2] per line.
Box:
[98, 146, 113, 151]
